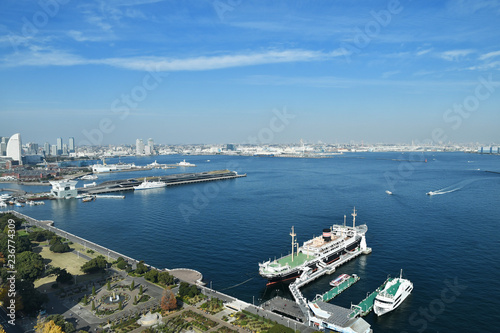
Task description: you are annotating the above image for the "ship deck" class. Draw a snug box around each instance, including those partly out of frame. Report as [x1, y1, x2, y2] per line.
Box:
[272, 252, 315, 270]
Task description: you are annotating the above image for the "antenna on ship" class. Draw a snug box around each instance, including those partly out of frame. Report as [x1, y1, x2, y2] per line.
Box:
[290, 226, 296, 262]
[352, 207, 357, 228]
[344, 215, 346, 227]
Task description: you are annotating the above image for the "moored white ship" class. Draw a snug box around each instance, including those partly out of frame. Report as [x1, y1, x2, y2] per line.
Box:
[373, 269, 413, 316]
[177, 159, 196, 167]
[259, 208, 369, 285]
[133, 178, 166, 190]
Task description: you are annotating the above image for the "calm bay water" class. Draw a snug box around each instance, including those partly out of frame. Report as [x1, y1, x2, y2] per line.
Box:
[3, 152, 500, 332]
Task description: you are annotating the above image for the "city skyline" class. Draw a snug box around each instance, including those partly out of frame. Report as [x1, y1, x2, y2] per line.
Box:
[1, 1, 500, 145]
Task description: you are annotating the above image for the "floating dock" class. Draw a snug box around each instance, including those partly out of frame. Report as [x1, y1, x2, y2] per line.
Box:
[349, 277, 392, 318]
[314, 274, 360, 303]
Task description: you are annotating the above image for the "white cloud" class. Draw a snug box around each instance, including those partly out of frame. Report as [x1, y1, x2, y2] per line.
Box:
[439, 49, 475, 61]
[67, 30, 108, 42]
[0, 48, 344, 71]
[381, 71, 400, 79]
[416, 49, 432, 56]
[479, 50, 500, 60]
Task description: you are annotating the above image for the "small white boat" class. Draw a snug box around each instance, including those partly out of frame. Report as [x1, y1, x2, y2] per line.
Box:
[0, 202, 7, 208]
[15, 202, 24, 207]
[374, 270, 413, 316]
[385, 190, 393, 195]
[81, 174, 98, 180]
[134, 178, 166, 190]
[82, 195, 95, 202]
[329, 274, 350, 287]
[147, 160, 162, 168]
[426, 191, 435, 196]
[177, 159, 196, 167]
[83, 182, 97, 188]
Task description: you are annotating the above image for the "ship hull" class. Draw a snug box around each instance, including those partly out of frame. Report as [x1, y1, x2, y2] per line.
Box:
[263, 237, 362, 285]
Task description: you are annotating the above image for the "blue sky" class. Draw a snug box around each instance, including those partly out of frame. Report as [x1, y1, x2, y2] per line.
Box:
[1, 0, 499, 146]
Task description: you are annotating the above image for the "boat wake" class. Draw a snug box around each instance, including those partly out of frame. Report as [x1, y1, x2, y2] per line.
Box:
[426, 179, 476, 196]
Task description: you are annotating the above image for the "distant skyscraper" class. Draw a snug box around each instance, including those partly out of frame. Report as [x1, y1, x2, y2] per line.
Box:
[62, 144, 68, 155]
[0, 137, 8, 156]
[6, 133, 22, 165]
[147, 138, 154, 155]
[51, 145, 57, 156]
[27, 142, 38, 155]
[56, 137, 63, 155]
[44, 142, 50, 155]
[68, 137, 75, 153]
[136, 139, 144, 155]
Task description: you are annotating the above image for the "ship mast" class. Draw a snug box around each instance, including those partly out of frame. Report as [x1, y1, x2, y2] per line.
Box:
[290, 226, 296, 262]
[352, 207, 357, 228]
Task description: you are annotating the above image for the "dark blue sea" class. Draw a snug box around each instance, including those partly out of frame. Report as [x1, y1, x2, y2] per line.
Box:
[3, 152, 500, 332]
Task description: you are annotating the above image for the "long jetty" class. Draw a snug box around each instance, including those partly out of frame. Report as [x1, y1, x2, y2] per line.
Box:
[79, 169, 246, 195]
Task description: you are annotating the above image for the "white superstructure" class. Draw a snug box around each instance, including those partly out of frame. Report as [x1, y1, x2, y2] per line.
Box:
[373, 270, 413, 316]
[134, 178, 166, 190]
[50, 180, 78, 199]
[177, 159, 196, 167]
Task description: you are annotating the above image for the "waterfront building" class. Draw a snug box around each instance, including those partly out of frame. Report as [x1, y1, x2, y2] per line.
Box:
[136, 139, 145, 155]
[49, 179, 78, 199]
[6, 133, 22, 165]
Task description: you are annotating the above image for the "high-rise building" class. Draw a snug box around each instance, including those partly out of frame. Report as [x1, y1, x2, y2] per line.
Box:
[68, 137, 75, 153]
[147, 138, 154, 155]
[51, 145, 58, 156]
[6, 133, 22, 165]
[26, 142, 38, 155]
[44, 142, 50, 155]
[56, 137, 63, 155]
[62, 144, 68, 155]
[136, 139, 144, 155]
[0, 137, 8, 156]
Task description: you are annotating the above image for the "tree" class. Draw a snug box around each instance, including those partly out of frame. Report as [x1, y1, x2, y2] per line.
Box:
[107, 280, 111, 291]
[158, 271, 174, 286]
[144, 269, 158, 283]
[49, 240, 71, 253]
[16, 251, 44, 282]
[81, 255, 107, 274]
[118, 300, 123, 310]
[133, 295, 137, 305]
[92, 285, 96, 296]
[56, 269, 73, 284]
[16, 279, 48, 314]
[130, 280, 135, 291]
[139, 284, 143, 295]
[135, 261, 148, 274]
[160, 288, 177, 312]
[45, 314, 75, 333]
[35, 320, 63, 333]
[91, 300, 95, 311]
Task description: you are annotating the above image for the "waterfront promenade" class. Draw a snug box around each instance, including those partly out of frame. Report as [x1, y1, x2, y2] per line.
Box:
[4, 210, 316, 332]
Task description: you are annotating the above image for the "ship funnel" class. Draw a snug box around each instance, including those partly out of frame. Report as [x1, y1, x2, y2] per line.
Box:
[322, 228, 331, 242]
